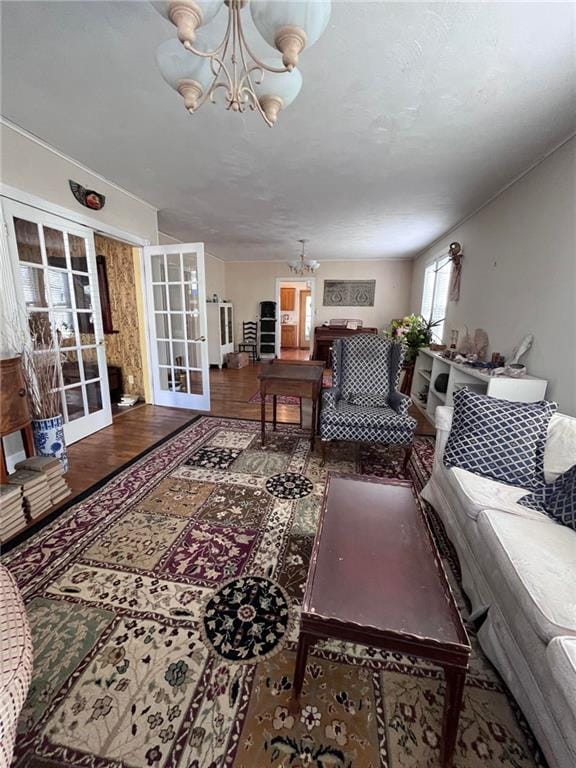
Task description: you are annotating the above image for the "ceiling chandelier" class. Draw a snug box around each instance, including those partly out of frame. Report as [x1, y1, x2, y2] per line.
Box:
[288, 239, 319, 275]
[154, 0, 331, 126]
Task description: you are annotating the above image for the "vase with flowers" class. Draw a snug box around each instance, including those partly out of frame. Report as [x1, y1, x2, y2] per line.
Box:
[6, 316, 68, 471]
[386, 314, 443, 365]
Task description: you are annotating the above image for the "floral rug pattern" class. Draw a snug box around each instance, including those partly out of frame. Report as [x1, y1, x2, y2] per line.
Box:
[3, 416, 546, 768]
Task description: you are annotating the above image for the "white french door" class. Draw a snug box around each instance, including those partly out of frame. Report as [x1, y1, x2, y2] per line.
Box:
[2, 199, 112, 443]
[143, 243, 210, 410]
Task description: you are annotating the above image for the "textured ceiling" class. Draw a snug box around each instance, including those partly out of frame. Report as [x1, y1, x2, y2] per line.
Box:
[1, 1, 575, 262]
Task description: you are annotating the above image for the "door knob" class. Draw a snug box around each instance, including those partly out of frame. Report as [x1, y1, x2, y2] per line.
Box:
[194, 336, 206, 342]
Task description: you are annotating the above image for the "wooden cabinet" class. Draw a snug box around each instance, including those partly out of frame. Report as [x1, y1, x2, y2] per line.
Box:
[0, 356, 35, 484]
[281, 324, 297, 348]
[312, 326, 378, 368]
[207, 302, 234, 368]
[280, 287, 296, 311]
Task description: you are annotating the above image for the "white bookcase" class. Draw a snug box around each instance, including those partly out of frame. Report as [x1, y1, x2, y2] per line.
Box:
[207, 301, 234, 368]
[411, 348, 548, 424]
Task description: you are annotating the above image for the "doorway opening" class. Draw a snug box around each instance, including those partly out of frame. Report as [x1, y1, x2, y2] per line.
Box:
[94, 235, 147, 417]
[275, 278, 316, 360]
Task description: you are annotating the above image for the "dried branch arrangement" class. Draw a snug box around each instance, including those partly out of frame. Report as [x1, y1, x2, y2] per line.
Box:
[2, 315, 62, 420]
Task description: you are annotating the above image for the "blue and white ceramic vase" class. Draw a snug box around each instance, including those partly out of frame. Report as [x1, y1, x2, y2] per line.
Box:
[32, 415, 68, 472]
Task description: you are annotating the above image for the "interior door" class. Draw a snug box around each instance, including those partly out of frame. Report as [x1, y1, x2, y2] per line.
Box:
[2, 199, 112, 444]
[143, 243, 210, 410]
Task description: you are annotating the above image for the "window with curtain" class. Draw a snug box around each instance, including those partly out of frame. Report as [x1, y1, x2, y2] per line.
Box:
[420, 255, 451, 343]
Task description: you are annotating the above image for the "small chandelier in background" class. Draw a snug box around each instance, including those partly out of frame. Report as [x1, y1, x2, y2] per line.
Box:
[288, 239, 319, 275]
[154, 0, 331, 126]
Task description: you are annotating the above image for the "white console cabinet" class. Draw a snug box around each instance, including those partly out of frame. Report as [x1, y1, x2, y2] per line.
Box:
[207, 301, 234, 368]
[411, 348, 548, 424]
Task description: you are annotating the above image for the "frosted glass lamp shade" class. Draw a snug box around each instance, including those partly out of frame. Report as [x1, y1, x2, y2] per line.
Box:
[151, 1, 223, 47]
[250, 1, 331, 68]
[156, 38, 213, 111]
[253, 61, 302, 123]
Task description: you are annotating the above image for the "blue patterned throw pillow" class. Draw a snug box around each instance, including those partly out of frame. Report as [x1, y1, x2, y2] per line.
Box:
[443, 388, 557, 490]
[520, 465, 576, 530]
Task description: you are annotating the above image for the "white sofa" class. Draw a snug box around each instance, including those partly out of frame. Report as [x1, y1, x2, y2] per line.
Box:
[421, 406, 576, 768]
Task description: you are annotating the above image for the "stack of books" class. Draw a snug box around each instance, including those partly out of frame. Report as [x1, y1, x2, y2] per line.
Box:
[7, 470, 52, 520]
[15, 456, 71, 506]
[0, 484, 26, 542]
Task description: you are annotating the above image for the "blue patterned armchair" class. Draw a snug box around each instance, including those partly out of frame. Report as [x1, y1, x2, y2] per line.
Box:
[319, 334, 416, 467]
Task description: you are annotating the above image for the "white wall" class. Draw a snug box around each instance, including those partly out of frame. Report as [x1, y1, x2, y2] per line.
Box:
[226, 259, 414, 342]
[1, 122, 158, 243]
[410, 137, 576, 415]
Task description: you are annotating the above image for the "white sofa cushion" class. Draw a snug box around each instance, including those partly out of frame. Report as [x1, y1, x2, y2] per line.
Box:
[477, 510, 576, 642]
[545, 637, 576, 761]
[445, 467, 554, 522]
[545, 413, 576, 482]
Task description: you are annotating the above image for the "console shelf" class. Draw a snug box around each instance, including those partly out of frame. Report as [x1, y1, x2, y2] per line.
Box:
[411, 349, 548, 424]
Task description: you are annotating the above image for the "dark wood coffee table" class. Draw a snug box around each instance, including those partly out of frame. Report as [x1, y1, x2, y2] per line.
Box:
[293, 474, 471, 768]
[258, 362, 324, 448]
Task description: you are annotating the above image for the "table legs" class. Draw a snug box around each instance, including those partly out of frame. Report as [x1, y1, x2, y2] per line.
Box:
[292, 632, 313, 702]
[273, 394, 277, 431]
[440, 667, 466, 768]
[260, 387, 266, 446]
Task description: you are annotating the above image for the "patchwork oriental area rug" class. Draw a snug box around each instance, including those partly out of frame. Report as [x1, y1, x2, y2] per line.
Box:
[3, 416, 546, 768]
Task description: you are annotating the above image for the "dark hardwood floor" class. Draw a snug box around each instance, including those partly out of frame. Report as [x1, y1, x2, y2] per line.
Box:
[3, 363, 434, 545]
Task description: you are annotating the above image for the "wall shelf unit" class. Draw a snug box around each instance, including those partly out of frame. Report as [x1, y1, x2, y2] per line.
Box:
[411, 349, 548, 424]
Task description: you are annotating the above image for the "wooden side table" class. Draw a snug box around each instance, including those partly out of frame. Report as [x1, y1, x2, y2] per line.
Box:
[257, 362, 324, 448]
[0, 357, 35, 483]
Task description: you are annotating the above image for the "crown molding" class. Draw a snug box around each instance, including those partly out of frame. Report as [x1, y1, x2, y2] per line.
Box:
[412, 130, 576, 261]
[1, 116, 158, 212]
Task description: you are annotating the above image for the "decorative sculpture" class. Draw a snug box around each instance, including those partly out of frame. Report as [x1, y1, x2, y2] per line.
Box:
[509, 334, 534, 365]
[473, 328, 489, 361]
[448, 242, 463, 302]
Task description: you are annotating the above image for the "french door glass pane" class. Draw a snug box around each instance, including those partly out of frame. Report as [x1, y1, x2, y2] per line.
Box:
[65, 386, 85, 421]
[62, 350, 82, 385]
[52, 310, 76, 346]
[187, 343, 202, 369]
[82, 349, 100, 381]
[28, 312, 51, 346]
[151, 254, 166, 282]
[86, 381, 103, 413]
[169, 284, 183, 311]
[166, 254, 180, 282]
[184, 284, 199, 312]
[157, 340, 170, 365]
[20, 265, 47, 308]
[188, 371, 203, 395]
[44, 226, 67, 269]
[48, 270, 71, 308]
[170, 313, 185, 340]
[153, 284, 167, 311]
[182, 254, 198, 283]
[172, 341, 186, 368]
[15, 218, 42, 263]
[73, 275, 92, 309]
[155, 313, 169, 338]
[68, 234, 88, 272]
[78, 313, 96, 341]
[158, 367, 171, 391]
[186, 313, 200, 339]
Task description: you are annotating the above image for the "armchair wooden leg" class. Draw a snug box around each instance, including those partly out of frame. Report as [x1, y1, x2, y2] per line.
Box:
[320, 439, 328, 466]
[402, 444, 413, 473]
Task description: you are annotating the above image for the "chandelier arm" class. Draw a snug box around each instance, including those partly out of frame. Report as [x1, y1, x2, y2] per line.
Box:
[235, 13, 291, 74]
[183, 2, 232, 61]
[236, 45, 275, 125]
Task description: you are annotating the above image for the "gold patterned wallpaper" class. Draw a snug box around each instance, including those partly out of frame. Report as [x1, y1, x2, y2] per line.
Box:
[95, 235, 144, 397]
